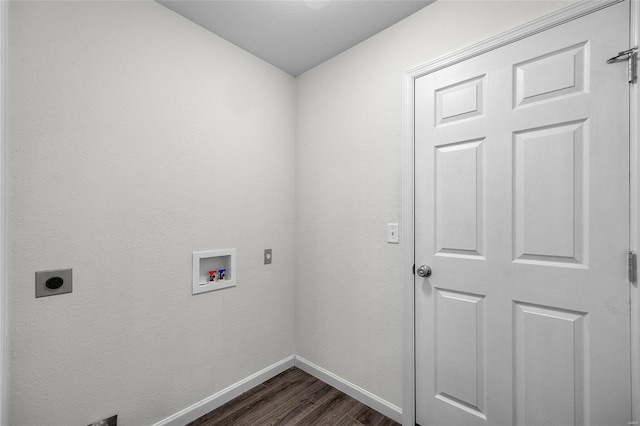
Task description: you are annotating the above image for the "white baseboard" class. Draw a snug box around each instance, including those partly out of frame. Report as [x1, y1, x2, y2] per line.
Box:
[153, 355, 295, 426]
[293, 355, 403, 424]
[153, 354, 402, 426]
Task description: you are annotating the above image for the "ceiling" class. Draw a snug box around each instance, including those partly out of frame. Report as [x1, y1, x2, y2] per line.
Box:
[157, 0, 433, 76]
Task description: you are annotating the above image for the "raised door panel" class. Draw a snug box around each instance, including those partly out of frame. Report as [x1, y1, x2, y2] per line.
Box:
[436, 75, 486, 126]
[514, 302, 587, 426]
[514, 43, 588, 108]
[513, 121, 586, 267]
[435, 139, 484, 258]
[435, 289, 486, 419]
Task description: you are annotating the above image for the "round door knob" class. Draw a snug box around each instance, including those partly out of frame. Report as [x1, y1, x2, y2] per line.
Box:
[417, 265, 432, 278]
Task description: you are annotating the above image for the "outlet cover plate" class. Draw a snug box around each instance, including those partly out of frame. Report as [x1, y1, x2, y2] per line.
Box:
[36, 268, 72, 298]
[264, 249, 272, 264]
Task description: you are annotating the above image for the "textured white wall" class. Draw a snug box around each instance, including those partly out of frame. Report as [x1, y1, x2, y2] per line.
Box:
[7, 1, 295, 425]
[295, 0, 576, 408]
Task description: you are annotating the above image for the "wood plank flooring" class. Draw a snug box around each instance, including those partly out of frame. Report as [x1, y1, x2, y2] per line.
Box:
[188, 367, 400, 426]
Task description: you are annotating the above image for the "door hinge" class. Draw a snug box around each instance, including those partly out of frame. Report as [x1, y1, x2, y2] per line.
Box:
[412, 264, 415, 275]
[607, 47, 638, 83]
[628, 251, 636, 284]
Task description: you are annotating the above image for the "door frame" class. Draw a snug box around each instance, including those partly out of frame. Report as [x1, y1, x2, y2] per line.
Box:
[401, 1, 638, 424]
[0, 1, 7, 424]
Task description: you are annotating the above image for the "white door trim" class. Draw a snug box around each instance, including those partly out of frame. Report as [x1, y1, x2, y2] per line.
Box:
[629, 0, 640, 422]
[0, 1, 7, 424]
[401, 1, 635, 424]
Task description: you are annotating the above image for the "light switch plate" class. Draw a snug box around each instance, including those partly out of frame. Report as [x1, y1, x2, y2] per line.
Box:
[36, 268, 72, 298]
[264, 249, 272, 264]
[387, 223, 399, 244]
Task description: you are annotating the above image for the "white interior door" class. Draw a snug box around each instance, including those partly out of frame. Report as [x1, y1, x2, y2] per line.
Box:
[415, 2, 632, 425]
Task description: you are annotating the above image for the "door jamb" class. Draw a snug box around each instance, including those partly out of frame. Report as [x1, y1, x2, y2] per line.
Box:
[0, 1, 7, 424]
[629, 0, 639, 422]
[401, 1, 634, 424]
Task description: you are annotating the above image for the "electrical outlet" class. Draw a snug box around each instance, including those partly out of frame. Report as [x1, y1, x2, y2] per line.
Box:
[264, 249, 272, 265]
[35, 268, 72, 298]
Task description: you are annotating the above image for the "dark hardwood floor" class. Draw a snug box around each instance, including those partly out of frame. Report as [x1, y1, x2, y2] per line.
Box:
[188, 367, 400, 426]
